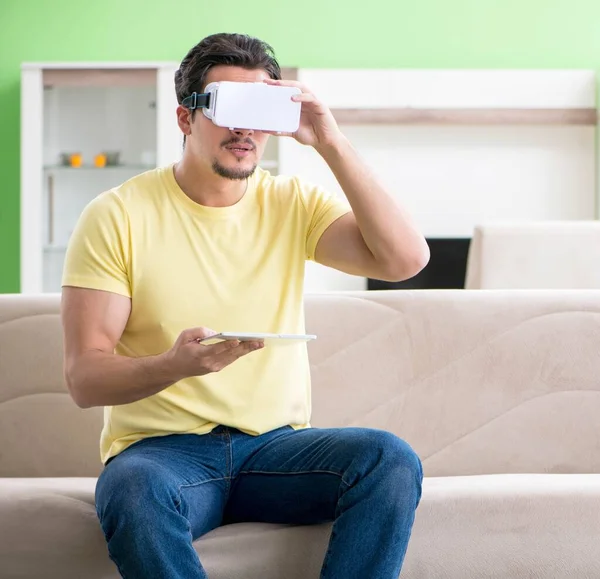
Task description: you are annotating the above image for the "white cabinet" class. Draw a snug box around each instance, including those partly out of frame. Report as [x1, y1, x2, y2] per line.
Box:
[20, 62, 180, 293]
[20, 61, 285, 294]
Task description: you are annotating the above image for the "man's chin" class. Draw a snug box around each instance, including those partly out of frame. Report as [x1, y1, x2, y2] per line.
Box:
[211, 160, 257, 181]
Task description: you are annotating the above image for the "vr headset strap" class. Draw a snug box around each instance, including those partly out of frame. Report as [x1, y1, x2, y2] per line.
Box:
[181, 92, 211, 110]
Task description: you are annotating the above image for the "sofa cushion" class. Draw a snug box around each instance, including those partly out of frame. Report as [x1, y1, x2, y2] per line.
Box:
[1, 474, 599, 579]
[403, 473, 600, 578]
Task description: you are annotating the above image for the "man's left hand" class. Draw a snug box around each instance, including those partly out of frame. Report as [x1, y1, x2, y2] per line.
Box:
[263, 79, 344, 151]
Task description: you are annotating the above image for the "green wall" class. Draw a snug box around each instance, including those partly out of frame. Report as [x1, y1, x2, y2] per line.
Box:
[1, 0, 600, 292]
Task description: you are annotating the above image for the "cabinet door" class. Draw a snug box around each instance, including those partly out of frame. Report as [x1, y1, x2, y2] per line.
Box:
[21, 66, 44, 294]
[21, 64, 169, 293]
[156, 64, 183, 166]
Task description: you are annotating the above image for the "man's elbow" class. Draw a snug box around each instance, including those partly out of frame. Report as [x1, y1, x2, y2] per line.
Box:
[66, 381, 91, 409]
[411, 242, 431, 276]
[380, 243, 430, 282]
[64, 367, 93, 409]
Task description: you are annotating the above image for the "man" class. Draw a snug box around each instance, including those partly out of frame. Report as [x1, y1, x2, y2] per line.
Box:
[61, 32, 430, 579]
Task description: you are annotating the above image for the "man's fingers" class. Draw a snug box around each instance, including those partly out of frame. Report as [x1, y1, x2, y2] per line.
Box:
[263, 78, 309, 93]
[291, 93, 316, 103]
[237, 340, 264, 352]
[204, 339, 263, 356]
[182, 327, 217, 342]
[229, 340, 264, 358]
[201, 339, 240, 355]
[208, 341, 264, 371]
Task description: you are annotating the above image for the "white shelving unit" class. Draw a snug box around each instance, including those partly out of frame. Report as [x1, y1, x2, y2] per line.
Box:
[20, 61, 285, 294]
[20, 63, 175, 293]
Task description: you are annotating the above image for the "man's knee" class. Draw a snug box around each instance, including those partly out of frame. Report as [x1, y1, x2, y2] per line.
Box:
[378, 430, 422, 476]
[96, 454, 179, 531]
[347, 429, 423, 496]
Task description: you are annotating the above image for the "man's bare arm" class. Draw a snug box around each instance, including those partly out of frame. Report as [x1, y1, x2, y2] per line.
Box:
[61, 286, 263, 408]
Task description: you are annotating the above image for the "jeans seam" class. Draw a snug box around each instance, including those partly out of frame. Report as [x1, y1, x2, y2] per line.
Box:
[174, 476, 230, 510]
[239, 468, 350, 486]
[226, 430, 233, 496]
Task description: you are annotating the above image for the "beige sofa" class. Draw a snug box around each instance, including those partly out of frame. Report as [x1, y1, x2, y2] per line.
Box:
[1, 290, 600, 579]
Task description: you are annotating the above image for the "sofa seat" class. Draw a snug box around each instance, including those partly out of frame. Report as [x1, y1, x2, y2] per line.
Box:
[3, 290, 600, 578]
[2, 473, 600, 579]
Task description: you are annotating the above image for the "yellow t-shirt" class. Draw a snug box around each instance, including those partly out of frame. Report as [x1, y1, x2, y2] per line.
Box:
[62, 164, 350, 463]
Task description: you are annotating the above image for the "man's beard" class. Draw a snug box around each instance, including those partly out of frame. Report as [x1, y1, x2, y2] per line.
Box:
[212, 136, 258, 181]
[211, 160, 257, 181]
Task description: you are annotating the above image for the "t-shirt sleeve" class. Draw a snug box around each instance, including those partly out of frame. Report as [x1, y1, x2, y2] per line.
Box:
[296, 178, 352, 261]
[61, 191, 132, 297]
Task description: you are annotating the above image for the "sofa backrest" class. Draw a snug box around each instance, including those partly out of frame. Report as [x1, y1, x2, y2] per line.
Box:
[0, 294, 104, 477]
[1, 290, 599, 478]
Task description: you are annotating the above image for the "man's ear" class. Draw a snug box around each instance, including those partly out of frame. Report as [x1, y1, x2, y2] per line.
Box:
[176, 105, 193, 136]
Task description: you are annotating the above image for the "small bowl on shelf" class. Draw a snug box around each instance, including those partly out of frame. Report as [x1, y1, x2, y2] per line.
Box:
[104, 151, 121, 166]
[59, 152, 83, 167]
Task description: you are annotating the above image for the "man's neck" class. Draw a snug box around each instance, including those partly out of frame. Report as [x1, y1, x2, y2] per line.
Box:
[173, 155, 247, 208]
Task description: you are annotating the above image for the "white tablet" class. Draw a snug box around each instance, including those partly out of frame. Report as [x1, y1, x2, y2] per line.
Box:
[199, 332, 316, 346]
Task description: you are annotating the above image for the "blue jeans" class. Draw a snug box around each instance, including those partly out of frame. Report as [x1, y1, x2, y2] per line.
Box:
[95, 425, 423, 578]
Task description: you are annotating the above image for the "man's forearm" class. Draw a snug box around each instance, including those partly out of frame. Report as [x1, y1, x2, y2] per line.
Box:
[317, 136, 429, 278]
[66, 350, 180, 408]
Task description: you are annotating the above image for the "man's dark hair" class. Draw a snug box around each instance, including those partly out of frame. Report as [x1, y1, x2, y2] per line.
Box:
[175, 32, 282, 114]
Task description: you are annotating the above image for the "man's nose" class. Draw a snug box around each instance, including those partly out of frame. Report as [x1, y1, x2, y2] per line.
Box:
[231, 127, 254, 138]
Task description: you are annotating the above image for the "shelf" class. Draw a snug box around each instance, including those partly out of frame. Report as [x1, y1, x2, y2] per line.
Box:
[44, 164, 154, 171]
[330, 108, 598, 126]
[43, 68, 157, 88]
[45, 162, 277, 172]
[40, 66, 297, 88]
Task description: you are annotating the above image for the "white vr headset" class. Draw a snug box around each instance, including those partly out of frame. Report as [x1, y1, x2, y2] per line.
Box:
[182, 81, 302, 133]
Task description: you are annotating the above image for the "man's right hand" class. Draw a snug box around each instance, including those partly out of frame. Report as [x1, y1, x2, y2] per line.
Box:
[165, 327, 264, 380]
[62, 287, 264, 408]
